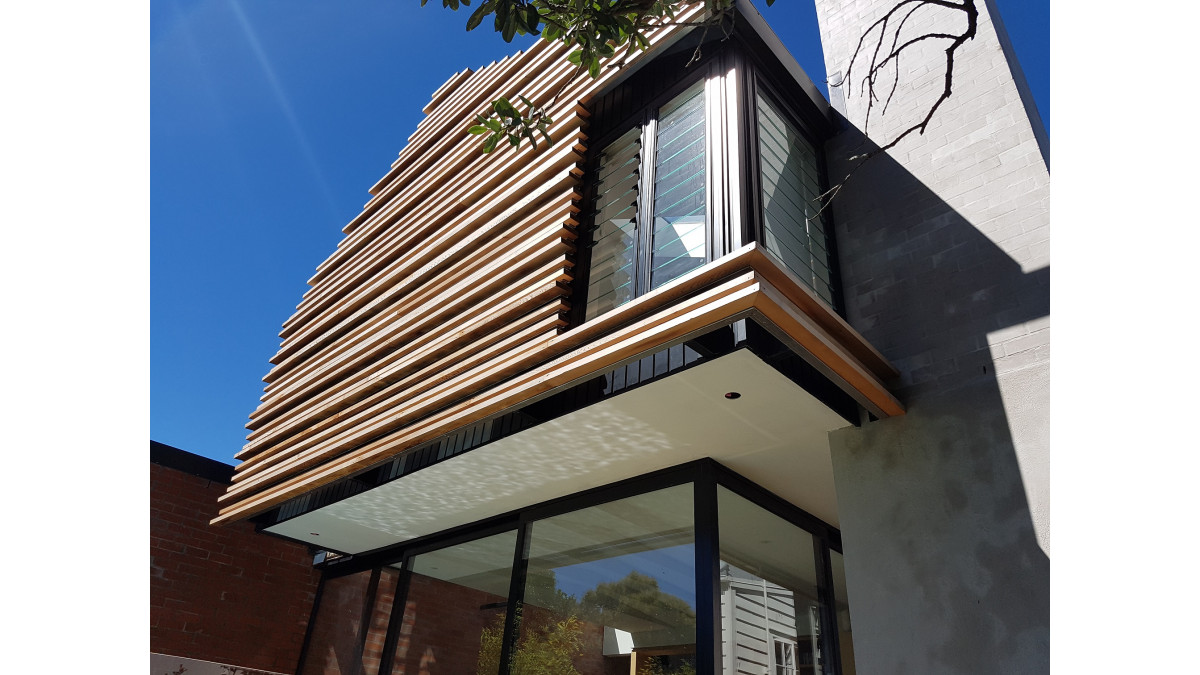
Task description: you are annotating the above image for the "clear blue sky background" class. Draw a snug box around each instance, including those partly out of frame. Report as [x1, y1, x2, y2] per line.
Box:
[151, 0, 1049, 464]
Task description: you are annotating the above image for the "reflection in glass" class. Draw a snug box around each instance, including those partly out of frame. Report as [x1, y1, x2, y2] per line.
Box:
[586, 127, 642, 321]
[651, 82, 707, 291]
[518, 483, 697, 674]
[828, 551, 856, 675]
[757, 90, 834, 306]
[390, 530, 517, 675]
[718, 487, 825, 675]
[362, 568, 403, 675]
[300, 569, 380, 675]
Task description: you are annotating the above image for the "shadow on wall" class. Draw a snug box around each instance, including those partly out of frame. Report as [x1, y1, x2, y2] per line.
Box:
[822, 120, 1050, 674]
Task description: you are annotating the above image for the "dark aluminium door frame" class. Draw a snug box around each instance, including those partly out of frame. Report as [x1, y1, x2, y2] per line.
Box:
[301, 457, 848, 675]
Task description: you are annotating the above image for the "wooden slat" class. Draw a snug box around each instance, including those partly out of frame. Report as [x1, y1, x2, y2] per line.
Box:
[220, 243, 901, 519]
[216, 272, 762, 510]
[253, 254, 573, 429]
[422, 67, 475, 116]
[264, 189, 579, 379]
[216, 4, 903, 527]
[245, 307, 568, 453]
[751, 283, 904, 418]
[237, 293, 573, 464]
[235, 315, 566, 483]
[278, 129, 588, 342]
[749, 246, 898, 380]
[272, 169, 581, 361]
[295, 100, 588, 318]
[313, 7, 701, 281]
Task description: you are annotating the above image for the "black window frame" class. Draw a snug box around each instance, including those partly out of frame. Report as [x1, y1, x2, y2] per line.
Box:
[572, 43, 847, 326]
[572, 60, 729, 325]
[300, 458, 851, 675]
[742, 69, 847, 317]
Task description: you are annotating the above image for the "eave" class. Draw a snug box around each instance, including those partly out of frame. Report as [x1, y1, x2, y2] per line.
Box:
[213, 243, 901, 526]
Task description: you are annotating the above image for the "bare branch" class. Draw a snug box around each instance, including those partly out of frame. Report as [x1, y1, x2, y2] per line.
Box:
[817, 0, 979, 216]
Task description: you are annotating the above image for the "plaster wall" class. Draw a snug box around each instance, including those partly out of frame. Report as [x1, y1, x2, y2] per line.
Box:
[810, 0, 1049, 671]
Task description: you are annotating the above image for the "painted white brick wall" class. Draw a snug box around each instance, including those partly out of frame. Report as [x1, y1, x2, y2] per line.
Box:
[809, 0, 1050, 671]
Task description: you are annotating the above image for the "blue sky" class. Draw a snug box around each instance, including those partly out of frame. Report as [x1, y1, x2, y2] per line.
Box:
[151, 0, 1049, 463]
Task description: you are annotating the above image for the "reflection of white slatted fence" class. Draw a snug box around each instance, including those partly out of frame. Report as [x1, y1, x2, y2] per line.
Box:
[720, 577, 818, 675]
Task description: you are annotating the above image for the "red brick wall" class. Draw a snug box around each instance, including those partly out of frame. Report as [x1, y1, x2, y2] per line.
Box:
[150, 461, 321, 673]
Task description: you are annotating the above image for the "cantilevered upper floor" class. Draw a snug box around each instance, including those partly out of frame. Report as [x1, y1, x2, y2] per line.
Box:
[213, 2, 903, 545]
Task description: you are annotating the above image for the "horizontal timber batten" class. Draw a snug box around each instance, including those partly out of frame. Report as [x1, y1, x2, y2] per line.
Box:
[265, 185, 580, 373]
[301, 106, 587, 305]
[250, 259, 574, 435]
[280, 131, 588, 342]
[241, 314, 567, 463]
[216, 245, 901, 524]
[263, 214, 578, 392]
[308, 7, 704, 283]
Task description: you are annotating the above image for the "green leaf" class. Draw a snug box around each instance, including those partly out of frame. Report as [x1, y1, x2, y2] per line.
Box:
[566, 49, 582, 65]
[468, 125, 488, 135]
[524, 5, 540, 34]
[508, 134, 520, 148]
[501, 12, 517, 42]
[494, 97, 519, 119]
[483, 134, 499, 153]
[466, 0, 497, 31]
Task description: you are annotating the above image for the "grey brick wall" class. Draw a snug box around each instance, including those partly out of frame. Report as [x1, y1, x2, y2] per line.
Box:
[811, 0, 1049, 671]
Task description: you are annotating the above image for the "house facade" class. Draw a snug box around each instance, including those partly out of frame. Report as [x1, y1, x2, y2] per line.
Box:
[213, 1, 1049, 673]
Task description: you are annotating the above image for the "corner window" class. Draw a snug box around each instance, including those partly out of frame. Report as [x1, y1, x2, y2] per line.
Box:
[756, 89, 836, 306]
[584, 80, 710, 321]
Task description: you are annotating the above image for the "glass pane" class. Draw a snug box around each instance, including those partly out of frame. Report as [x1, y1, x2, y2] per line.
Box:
[718, 486, 826, 675]
[518, 483, 697, 675]
[651, 82, 707, 291]
[829, 551, 856, 675]
[757, 92, 835, 306]
[363, 568, 403, 675]
[300, 570, 376, 675]
[390, 530, 518, 675]
[586, 128, 642, 320]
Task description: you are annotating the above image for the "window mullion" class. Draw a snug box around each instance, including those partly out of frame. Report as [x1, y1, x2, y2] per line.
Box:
[636, 112, 658, 296]
[705, 65, 722, 262]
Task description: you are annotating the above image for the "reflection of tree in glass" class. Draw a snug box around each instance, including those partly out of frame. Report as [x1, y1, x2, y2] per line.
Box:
[476, 609, 585, 675]
[577, 571, 695, 630]
[524, 566, 581, 618]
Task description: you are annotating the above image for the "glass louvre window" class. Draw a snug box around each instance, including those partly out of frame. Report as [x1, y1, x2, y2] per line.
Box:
[757, 90, 836, 306]
[584, 81, 709, 320]
[650, 85, 708, 290]
[585, 128, 642, 321]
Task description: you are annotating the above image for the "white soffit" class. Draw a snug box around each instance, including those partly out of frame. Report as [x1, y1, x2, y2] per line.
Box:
[266, 349, 853, 554]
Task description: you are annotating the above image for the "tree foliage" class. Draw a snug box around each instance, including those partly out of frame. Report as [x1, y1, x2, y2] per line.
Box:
[429, 0, 978, 203]
[476, 610, 586, 675]
[425, 0, 773, 152]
